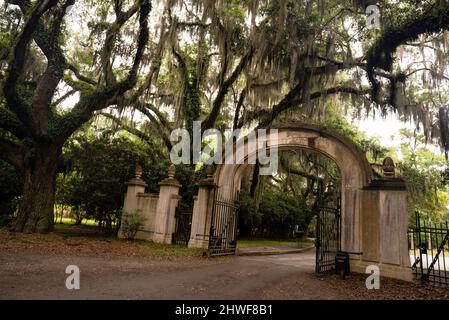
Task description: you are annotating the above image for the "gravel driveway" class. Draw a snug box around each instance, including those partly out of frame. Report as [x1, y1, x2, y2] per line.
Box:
[1, 250, 448, 300]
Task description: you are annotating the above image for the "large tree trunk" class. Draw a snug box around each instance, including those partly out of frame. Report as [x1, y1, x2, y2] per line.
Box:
[13, 146, 59, 233]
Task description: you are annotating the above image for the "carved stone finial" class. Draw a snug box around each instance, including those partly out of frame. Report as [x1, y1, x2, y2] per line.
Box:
[167, 164, 176, 179]
[382, 157, 395, 177]
[135, 164, 143, 179]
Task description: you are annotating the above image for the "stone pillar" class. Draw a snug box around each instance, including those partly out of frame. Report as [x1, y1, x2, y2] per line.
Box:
[119, 165, 147, 238]
[355, 178, 412, 282]
[153, 165, 181, 244]
[188, 166, 217, 249]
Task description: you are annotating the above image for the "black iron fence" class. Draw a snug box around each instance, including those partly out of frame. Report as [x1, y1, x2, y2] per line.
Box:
[208, 194, 239, 256]
[172, 208, 192, 246]
[408, 212, 449, 287]
[316, 205, 341, 273]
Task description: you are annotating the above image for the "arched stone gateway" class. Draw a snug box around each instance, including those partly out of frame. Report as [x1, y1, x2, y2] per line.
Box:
[189, 123, 412, 281]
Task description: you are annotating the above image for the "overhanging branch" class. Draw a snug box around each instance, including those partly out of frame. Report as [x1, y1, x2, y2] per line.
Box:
[258, 86, 371, 128]
[3, 0, 60, 128]
[203, 47, 254, 130]
[366, 3, 449, 102]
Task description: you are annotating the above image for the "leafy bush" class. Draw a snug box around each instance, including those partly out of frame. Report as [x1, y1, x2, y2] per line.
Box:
[0, 160, 22, 227]
[239, 189, 312, 239]
[120, 210, 146, 240]
[57, 129, 169, 233]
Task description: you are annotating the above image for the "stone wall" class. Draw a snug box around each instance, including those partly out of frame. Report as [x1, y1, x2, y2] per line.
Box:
[118, 165, 181, 244]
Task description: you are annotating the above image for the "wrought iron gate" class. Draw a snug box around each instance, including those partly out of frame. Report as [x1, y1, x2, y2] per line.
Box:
[409, 212, 449, 287]
[172, 207, 192, 246]
[207, 193, 239, 256]
[315, 190, 341, 273]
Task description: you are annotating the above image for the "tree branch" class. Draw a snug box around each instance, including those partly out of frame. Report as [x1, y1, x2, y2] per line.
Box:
[51, 89, 77, 107]
[132, 103, 173, 150]
[0, 107, 28, 138]
[99, 1, 141, 86]
[203, 47, 254, 130]
[98, 111, 169, 153]
[3, 0, 60, 129]
[67, 64, 97, 86]
[233, 88, 246, 130]
[258, 86, 370, 128]
[32, 0, 75, 136]
[56, 0, 151, 144]
[366, 2, 449, 102]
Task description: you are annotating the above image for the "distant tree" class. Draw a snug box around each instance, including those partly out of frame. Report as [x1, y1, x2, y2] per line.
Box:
[394, 129, 449, 223]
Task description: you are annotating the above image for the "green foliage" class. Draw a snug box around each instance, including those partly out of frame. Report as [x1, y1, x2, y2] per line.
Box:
[314, 103, 389, 163]
[0, 160, 22, 226]
[56, 127, 169, 233]
[258, 191, 312, 238]
[393, 129, 449, 222]
[239, 188, 312, 239]
[239, 190, 259, 228]
[120, 209, 146, 240]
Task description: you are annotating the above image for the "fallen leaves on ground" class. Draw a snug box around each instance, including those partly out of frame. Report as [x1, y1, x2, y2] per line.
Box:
[0, 225, 208, 263]
[313, 272, 449, 300]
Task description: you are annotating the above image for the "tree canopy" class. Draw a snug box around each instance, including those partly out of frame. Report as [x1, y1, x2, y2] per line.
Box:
[1, 0, 449, 232]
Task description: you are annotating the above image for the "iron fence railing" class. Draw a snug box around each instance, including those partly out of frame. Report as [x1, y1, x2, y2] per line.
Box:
[207, 194, 239, 256]
[172, 209, 192, 246]
[316, 205, 341, 273]
[408, 212, 449, 287]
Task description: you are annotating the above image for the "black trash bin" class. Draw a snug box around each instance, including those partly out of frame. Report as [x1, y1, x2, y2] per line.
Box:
[335, 251, 350, 279]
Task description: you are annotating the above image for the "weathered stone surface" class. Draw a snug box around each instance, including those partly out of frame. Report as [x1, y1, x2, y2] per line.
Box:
[188, 177, 217, 249]
[119, 165, 181, 244]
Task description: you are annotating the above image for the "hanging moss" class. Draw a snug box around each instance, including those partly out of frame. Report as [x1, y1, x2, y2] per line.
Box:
[438, 107, 449, 159]
[366, 3, 449, 102]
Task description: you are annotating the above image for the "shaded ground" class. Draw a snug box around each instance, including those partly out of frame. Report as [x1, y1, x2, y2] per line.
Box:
[237, 239, 314, 248]
[237, 244, 314, 256]
[0, 227, 448, 300]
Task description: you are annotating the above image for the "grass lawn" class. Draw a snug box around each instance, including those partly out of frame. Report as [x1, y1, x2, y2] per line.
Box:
[54, 217, 99, 226]
[137, 239, 202, 256]
[237, 239, 314, 249]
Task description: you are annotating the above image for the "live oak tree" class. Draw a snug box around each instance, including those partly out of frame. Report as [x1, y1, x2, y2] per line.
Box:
[3, 0, 449, 233]
[109, 0, 449, 198]
[0, 0, 151, 232]
[104, 0, 449, 155]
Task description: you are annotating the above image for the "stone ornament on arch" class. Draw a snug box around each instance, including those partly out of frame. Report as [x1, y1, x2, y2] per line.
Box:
[381, 156, 396, 178]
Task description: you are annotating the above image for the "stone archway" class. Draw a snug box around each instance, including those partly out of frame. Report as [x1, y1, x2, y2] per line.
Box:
[189, 123, 412, 281]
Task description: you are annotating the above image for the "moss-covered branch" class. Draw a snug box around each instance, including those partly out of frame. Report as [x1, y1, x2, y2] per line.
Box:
[54, 0, 151, 144]
[97, 112, 168, 155]
[3, 0, 60, 129]
[0, 107, 28, 138]
[203, 47, 254, 130]
[258, 86, 371, 128]
[366, 2, 449, 102]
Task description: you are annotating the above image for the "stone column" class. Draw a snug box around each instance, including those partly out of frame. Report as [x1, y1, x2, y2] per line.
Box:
[119, 165, 147, 238]
[188, 166, 217, 249]
[356, 178, 412, 282]
[152, 165, 181, 244]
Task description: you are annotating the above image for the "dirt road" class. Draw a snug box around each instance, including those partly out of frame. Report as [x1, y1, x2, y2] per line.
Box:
[1, 250, 447, 299]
